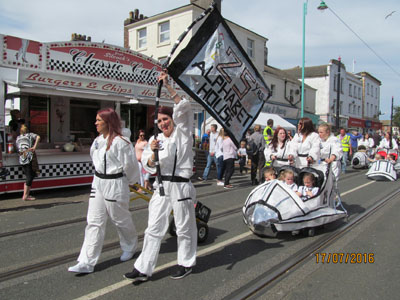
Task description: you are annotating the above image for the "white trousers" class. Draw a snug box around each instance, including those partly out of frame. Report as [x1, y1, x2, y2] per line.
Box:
[77, 187, 137, 266]
[134, 181, 197, 276]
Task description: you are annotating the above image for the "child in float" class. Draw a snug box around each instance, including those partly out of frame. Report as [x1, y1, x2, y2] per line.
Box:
[263, 167, 276, 182]
[388, 153, 397, 164]
[281, 169, 298, 192]
[368, 151, 386, 162]
[296, 173, 319, 200]
[237, 140, 248, 174]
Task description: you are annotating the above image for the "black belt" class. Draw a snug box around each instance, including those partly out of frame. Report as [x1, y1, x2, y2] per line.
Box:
[276, 158, 289, 162]
[95, 171, 124, 179]
[298, 154, 309, 157]
[161, 175, 190, 182]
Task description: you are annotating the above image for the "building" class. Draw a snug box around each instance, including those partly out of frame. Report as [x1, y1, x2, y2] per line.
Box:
[0, 33, 190, 193]
[123, 0, 317, 133]
[284, 59, 381, 132]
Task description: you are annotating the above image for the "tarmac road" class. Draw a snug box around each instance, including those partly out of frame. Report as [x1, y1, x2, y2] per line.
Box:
[0, 168, 399, 300]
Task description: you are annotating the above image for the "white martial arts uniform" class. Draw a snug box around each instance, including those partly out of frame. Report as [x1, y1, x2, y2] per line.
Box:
[320, 134, 343, 179]
[134, 98, 197, 276]
[292, 132, 321, 168]
[77, 135, 140, 267]
[264, 140, 296, 168]
[378, 138, 399, 151]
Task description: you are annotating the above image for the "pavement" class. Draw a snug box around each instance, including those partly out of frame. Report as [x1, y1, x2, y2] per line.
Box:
[0, 167, 247, 212]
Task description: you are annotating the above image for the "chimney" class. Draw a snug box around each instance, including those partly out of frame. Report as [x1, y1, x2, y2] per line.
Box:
[124, 8, 147, 26]
[71, 33, 91, 42]
[190, 0, 221, 12]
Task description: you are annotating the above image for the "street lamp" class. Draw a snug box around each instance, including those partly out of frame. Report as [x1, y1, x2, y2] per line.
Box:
[335, 57, 342, 131]
[301, 1, 328, 118]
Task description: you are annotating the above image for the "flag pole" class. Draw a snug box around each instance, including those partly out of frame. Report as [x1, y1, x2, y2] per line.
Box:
[152, 2, 216, 196]
[153, 79, 165, 196]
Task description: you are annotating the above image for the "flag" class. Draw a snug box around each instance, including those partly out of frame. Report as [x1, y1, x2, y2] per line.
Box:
[167, 7, 271, 146]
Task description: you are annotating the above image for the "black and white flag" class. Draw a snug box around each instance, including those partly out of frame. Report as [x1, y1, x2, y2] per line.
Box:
[168, 6, 271, 146]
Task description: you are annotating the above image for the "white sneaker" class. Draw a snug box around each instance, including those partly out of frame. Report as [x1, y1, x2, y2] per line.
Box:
[217, 181, 224, 186]
[120, 251, 135, 262]
[68, 262, 94, 273]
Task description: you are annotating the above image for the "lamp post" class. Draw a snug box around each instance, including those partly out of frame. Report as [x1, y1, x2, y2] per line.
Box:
[301, 1, 328, 118]
[390, 96, 394, 137]
[336, 57, 341, 130]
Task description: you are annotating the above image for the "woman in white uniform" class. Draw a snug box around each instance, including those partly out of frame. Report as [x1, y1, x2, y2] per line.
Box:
[378, 132, 398, 152]
[292, 118, 321, 168]
[358, 133, 374, 157]
[68, 108, 140, 274]
[264, 127, 295, 168]
[124, 72, 197, 282]
[318, 123, 343, 179]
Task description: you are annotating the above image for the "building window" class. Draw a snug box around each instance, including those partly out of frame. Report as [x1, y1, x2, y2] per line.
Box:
[354, 86, 356, 98]
[340, 78, 344, 94]
[270, 84, 275, 96]
[348, 104, 352, 113]
[358, 106, 360, 116]
[137, 28, 147, 49]
[371, 85, 373, 97]
[366, 102, 369, 115]
[70, 100, 100, 140]
[29, 96, 49, 143]
[375, 87, 378, 98]
[349, 84, 352, 96]
[367, 83, 370, 95]
[247, 39, 254, 58]
[353, 105, 356, 114]
[333, 75, 337, 92]
[358, 87, 361, 99]
[159, 21, 170, 43]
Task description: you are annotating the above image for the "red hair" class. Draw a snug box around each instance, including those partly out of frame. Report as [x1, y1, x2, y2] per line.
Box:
[97, 108, 122, 150]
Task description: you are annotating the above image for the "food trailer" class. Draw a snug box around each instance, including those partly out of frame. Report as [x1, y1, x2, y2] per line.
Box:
[0, 34, 199, 194]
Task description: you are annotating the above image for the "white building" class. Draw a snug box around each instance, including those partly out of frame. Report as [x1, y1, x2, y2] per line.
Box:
[284, 59, 382, 132]
[123, 0, 317, 133]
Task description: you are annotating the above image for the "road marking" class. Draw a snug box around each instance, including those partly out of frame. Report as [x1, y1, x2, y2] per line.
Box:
[73, 231, 252, 300]
[341, 181, 374, 196]
[74, 180, 375, 300]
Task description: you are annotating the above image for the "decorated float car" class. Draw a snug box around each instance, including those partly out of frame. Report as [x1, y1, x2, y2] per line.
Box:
[243, 164, 347, 237]
[351, 150, 370, 169]
[366, 149, 398, 181]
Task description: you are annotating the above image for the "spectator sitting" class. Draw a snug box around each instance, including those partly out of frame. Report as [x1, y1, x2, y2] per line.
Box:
[263, 167, 276, 182]
[296, 173, 319, 200]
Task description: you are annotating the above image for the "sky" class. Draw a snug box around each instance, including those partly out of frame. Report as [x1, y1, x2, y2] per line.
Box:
[0, 0, 399, 120]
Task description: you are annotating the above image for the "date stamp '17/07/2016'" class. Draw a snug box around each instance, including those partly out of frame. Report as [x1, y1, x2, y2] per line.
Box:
[315, 253, 375, 264]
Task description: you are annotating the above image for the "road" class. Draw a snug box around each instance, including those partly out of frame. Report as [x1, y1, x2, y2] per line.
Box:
[0, 167, 399, 300]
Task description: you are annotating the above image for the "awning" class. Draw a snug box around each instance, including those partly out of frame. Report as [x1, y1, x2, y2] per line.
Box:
[253, 113, 296, 131]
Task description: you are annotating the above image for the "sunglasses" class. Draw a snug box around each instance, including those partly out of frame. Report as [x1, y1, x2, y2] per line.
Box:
[139, 134, 145, 137]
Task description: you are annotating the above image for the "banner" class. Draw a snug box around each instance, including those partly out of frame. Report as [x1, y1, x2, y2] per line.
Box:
[168, 7, 271, 146]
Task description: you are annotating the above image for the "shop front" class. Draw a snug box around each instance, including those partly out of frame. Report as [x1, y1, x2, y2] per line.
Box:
[0, 34, 196, 194]
[348, 117, 365, 132]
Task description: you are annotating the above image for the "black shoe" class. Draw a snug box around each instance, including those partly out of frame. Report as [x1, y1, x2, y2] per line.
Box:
[123, 268, 149, 282]
[170, 265, 192, 279]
